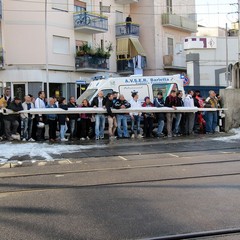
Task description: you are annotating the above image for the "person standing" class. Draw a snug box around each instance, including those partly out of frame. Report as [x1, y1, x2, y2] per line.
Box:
[4, 97, 23, 141]
[105, 93, 117, 139]
[184, 90, 195, 135]
[125, 14, 132, 34]
[164, 90, 178, 137]
[91, 91, 106, 140]
[129, 92, 142, 138]
[46, 97, 58, 142]
[34, 91, 46, 141]
[67, 96, 78, 140]
[154, 91, 165, 137]
[173, 90, 184, 136]
[58, 97, 69, 141]
[21, 95, 35, 142]
[142, 97, 154, 138]
[113, 94, 131, 138]
[79, 99, 91, 140]
[204, 90, 219, 134]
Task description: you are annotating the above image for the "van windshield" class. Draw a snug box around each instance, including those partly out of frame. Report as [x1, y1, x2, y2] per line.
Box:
[77, 89, 97, 105]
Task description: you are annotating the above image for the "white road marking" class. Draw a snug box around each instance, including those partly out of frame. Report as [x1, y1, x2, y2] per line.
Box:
[168, 153, 179, 158]
[118, 156, 128, 161]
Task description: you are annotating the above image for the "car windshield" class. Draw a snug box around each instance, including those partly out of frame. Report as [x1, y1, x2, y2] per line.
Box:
[77, 89, 97, 105]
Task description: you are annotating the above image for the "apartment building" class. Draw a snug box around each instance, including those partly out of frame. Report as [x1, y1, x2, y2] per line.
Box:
[0, 0, 196, 99]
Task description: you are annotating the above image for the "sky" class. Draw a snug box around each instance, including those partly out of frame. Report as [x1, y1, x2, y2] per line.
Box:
[195, 0, 238, 28]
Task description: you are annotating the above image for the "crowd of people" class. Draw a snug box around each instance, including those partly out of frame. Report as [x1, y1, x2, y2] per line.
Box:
[0, 88, 222, 143]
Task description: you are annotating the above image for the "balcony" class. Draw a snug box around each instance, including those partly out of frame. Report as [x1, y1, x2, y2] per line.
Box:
[162, 13, 197, 33]
[117, 59, 134, 75]
[74, 12, 108, 34]
[115, 0, 139, 4]
[75, 55, 109, 72]
[163, 54, 186, 71]
[116, 23, 140, 37]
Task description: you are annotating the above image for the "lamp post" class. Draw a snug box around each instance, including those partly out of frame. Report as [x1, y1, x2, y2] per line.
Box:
[45, 0, 50, 103]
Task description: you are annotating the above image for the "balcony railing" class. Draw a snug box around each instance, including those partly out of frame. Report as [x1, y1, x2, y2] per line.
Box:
[115, 0, 139, 4]
[117, 59, 134, 74]
[162, 13, 197, 33]
[163, 54, 186, 70]
[116, 23, 140, 37]
[75, 55, 109, 72]
[74, 12, 108, 34]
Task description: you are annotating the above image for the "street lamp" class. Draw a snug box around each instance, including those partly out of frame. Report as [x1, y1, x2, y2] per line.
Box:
[45, 0, 50, 102]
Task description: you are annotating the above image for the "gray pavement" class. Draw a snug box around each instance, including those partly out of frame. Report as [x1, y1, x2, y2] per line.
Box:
[1, 133, 240, 239]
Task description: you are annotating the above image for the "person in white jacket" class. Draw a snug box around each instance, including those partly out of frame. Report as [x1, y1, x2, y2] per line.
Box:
[184, 90, 195, 135]
[21, 95, 35, 141]
[129, 92, 142, 138]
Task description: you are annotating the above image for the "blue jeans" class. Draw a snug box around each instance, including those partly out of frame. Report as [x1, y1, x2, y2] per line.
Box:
[117, 114, 129, 137]
[157, 119, 164, 136]
[206, 111, 218, 133]
[174, 113, 182, 134]
[22, 118, 33, 140]
[131, 115, 141, 135]
[95, 114, 105, 138]
[60, 124, 68, 139]
[69, 119, 76, 138]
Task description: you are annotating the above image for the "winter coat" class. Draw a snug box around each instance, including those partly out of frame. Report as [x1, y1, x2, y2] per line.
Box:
[113, 99, 131, 114]
[154, 97, 165, 120]
[5, 101, 23, 121]
[105, 98, 115, 118]
[165, 95, 178, 107]
[67, 102, 79, 120]
[58, 104, 68, 125]
[91, 96, 106, 108]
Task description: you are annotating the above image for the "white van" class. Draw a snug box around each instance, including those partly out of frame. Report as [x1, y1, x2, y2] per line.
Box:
[77, 74, 184, 105]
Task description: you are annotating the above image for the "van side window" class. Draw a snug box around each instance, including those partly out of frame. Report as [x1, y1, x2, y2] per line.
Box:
[152, 84, 178, 99]
[102, 89, 113, 97]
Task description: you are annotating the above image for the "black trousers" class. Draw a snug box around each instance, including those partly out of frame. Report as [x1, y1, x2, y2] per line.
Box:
[48, 119, 57, 140]
[143, 117, 153, 137]
[80, 118, 90, 138]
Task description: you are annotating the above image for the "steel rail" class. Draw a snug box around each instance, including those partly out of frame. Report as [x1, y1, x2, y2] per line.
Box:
[144, 228, 240, 240]
[1, 157, 240, 179]
[1, 171, 240, 195]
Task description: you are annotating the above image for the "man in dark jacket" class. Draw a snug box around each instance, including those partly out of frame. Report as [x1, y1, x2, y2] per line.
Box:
[91, 91, 106, 140]
[67, 96, 78, 140]
[164, 90, 177, 137]
[4, 97, 23, 140]
[153, 91, 165, 137]
[105, 93, 117, 139]
[113, 94, 131, 138]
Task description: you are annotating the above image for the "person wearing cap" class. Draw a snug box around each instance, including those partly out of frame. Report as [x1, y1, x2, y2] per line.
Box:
[153, 91, 165, 137]
[4, 97, 23, 141]
[129, 92, 142, 138]
[142, 96, 154, 138]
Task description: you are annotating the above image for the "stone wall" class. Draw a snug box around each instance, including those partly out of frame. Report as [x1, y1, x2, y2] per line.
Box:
[220, 88, 240, 131]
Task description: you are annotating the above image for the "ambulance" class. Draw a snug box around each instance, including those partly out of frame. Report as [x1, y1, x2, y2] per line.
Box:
[77, 74, 184, 105]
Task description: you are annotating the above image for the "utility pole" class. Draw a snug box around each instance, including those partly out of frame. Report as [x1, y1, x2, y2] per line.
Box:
[45, 0, 50, 103]
[226, 23, 229, 86]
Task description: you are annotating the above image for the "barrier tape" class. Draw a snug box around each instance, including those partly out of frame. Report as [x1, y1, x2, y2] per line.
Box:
[0, 107, 227, 115]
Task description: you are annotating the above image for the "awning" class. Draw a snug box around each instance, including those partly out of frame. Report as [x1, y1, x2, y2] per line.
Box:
[129, 37, 146, 57]
[116, 38, 129, 56]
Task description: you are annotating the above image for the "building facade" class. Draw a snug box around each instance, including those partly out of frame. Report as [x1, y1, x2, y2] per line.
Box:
[184, 31, 238, 89]
[0, 0, 197, 99]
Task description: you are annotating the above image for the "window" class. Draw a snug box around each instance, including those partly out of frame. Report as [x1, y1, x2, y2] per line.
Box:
[152, 83, 178, 99]
[166, 0, 172, 14]
[52, 0, 68, 12]
[53, 36, 70, 54]
[116, 11, 123, 23]
[74, 0, 86, 12]
[167, 37, 174, 55]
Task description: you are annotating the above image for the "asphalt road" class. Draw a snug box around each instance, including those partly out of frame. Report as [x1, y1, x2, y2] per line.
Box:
[1, 133, 240, 240]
